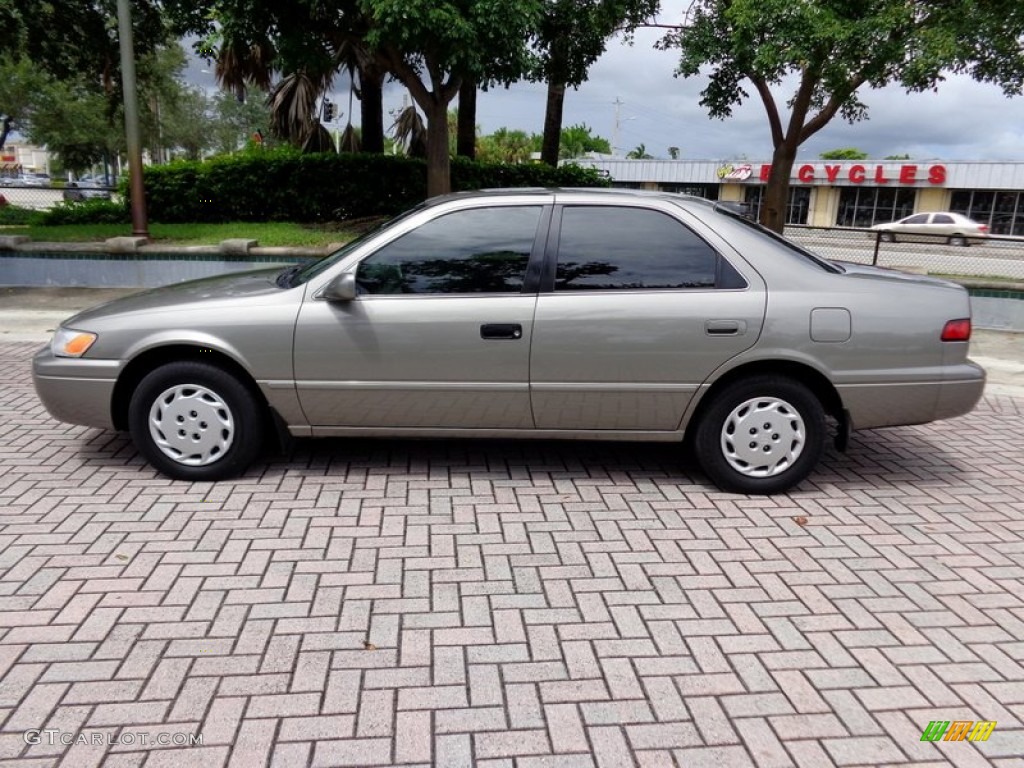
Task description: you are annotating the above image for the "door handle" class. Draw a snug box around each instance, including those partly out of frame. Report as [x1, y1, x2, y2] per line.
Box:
[480, 323, 523, 340]
[705, 320, 746, 336]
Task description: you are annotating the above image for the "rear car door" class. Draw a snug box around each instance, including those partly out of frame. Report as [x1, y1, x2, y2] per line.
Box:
[529, 200, 766, 431]
[293, 201, 549, 430]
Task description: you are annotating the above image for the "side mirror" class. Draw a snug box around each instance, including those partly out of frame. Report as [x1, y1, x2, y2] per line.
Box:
[321, 272, 357, 301]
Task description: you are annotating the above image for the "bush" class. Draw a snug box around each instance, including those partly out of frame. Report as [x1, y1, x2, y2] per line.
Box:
[40, 199, 130, 225]
[0, 203, 44, 225]
[139, 148, 610, 224]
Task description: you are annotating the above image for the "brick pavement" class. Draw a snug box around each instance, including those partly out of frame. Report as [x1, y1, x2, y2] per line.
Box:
[0, 340, 1022, 768]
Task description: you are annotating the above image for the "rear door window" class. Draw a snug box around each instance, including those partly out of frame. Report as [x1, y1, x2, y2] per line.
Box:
[553, 206, 736, 291]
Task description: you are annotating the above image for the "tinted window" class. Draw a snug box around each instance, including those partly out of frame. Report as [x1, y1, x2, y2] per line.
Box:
[555, 206, 719, 290]
[904, 214, 929, 224]
[932, 214, 954, 224]
[358, 206, 541, 294]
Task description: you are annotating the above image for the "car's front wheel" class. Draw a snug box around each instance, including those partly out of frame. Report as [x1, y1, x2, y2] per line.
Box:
[878, 232, 895, 243]
[128, 361, 264, 481]
[693, 376, 826, 494]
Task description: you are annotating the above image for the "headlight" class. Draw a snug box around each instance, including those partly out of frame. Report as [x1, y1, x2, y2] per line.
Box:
[51, 328, 98, 358]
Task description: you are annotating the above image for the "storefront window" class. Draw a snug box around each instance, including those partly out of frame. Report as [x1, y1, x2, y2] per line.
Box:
[951, 189, 1023, 235]
[836, 188, 915, 227]
[658, 183, 719, 199]
[743, 186, 811, 225]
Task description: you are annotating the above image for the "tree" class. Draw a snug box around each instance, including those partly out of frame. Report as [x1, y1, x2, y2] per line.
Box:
[208, 91, 272, 155]
[820, 148, 868, 160]
[661, 0, 1024, 232]
[365, 0, 542, 196]
[534, 0, 658, 166]
[477, 128, 535, 164]
[559, 123, 612, 159]
[667, 146, 680, 159]
[1, 1, 169, 152]
[27, 79, 123, 173]
[0, 58, 46, 150]
[626, 143, 653, 159]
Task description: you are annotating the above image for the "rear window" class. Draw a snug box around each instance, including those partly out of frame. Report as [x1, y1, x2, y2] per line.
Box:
[712, 202, 841, 274]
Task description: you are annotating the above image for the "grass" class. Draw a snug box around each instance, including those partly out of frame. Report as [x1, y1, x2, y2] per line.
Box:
[0, 221, 353, 248]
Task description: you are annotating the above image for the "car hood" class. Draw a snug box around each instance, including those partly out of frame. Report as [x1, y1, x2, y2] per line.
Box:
[62, 267, 288, 328]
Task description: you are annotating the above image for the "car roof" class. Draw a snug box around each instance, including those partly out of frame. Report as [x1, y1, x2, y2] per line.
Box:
[427, 186, 715, 209]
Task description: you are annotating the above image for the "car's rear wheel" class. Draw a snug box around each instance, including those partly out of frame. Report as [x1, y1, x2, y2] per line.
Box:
[128, 361, 263, 481]
[693, 376, 826, 494]
[948, 234, 968, 247]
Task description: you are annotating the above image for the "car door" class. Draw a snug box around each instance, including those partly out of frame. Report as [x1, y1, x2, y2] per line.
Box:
[529, 201, 766, 431]
[897, 213, 931, 235]
[930, 213, 955, 236]
[293, 201, 549, 430]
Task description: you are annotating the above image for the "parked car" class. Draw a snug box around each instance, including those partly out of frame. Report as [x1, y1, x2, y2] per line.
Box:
[16, 173, 52, 187]
[871, 211, 989, 246]
[63, 179, 112, 202]
[32, 189, 985, 494]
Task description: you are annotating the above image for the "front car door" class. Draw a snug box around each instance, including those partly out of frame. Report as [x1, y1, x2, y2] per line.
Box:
[293, 198, 549, 431]
[529, 198, 766, 432]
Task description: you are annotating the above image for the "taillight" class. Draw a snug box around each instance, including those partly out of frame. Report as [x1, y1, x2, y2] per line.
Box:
[941, 318, 971, 341]
[979, 224, 989, 233]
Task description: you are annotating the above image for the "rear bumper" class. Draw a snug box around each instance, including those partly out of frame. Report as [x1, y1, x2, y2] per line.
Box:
[32, 348, 121, 431]
[839, 362, 986, 430]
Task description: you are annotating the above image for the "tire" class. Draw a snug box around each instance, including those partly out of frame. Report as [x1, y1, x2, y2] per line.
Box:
[948, 234, 968, 247]
[693, 376, 826, 494]
[128, 361, 264, 481]
[879, 232, 894, 243]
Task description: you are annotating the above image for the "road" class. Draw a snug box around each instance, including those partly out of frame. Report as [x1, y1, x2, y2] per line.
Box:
[787, 230, 1024, 281]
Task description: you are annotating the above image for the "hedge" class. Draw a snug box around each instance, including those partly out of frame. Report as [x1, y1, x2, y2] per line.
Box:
[135, 148, 610, 224]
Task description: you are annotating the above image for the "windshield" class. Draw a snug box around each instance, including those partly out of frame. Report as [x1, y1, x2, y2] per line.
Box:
[281, 204, 429, 288]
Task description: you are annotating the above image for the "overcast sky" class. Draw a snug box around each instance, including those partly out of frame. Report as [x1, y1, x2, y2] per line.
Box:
[188, 26, 1024, 162]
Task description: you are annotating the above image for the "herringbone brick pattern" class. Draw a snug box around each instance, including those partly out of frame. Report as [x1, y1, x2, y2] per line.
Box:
[1, 341, 1022, 767]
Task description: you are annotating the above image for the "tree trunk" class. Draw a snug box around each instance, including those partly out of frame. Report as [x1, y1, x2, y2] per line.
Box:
[359, 67, 385, 154]
[425, 99, 452, 198]
[762, 142, 798, 233]
[0, 116, 11, 151]
[541, 81, 566, 167]
[457, 79, 476, 159]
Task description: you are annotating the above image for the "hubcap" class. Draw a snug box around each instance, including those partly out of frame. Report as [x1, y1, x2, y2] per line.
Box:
[720, 396, 805, 478]
[148, 384, 234, 467]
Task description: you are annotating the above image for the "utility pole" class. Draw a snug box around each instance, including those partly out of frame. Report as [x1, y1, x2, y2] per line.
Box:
[611, 98, 624, 157]
[116, 0, 149, 239]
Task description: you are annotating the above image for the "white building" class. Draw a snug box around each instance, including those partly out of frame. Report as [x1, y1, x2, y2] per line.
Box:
[575, 159, 1024, 236]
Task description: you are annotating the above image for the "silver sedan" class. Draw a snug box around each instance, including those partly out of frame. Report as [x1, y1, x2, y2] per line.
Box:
[871, 211, 989, 246]
[33, 189, 985, 494]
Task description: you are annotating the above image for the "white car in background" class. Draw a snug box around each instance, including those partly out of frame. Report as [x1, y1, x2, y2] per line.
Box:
[872, 212, 989, 246]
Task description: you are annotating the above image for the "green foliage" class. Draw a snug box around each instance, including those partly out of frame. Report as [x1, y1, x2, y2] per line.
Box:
[820, 148, 868, 160]
[0, 203, 43, 226]
[137, 148, 609, 224]
[40, 199, 130, 226]
[559, 123, 611, 158]
[884, 153, 911, 160]
[533, 0, 658, 86]
[626, 143, 653, 159]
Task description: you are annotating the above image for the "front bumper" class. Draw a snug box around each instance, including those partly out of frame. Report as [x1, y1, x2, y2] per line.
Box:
[32, 347, 123, 431]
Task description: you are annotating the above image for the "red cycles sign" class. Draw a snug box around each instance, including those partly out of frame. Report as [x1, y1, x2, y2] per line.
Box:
[781, 163, 944, 185]
[719, 162, 947, 186]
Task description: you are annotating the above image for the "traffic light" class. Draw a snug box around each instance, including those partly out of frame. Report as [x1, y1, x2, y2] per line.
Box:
[324, 101, 335, 122]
